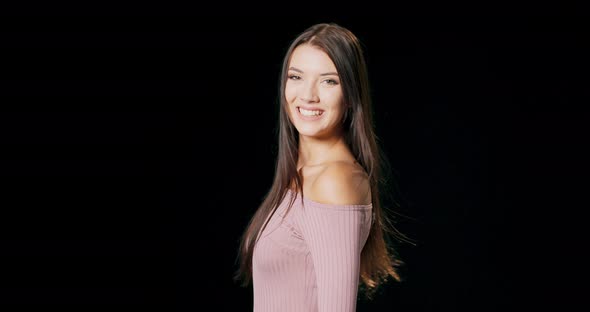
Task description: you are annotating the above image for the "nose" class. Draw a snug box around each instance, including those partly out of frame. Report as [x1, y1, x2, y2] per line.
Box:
[300, 81, 319, 103]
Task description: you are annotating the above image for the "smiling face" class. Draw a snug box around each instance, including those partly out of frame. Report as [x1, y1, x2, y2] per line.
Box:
[285, 44, 345, 140]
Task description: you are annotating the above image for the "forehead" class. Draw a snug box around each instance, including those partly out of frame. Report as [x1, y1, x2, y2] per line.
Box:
[288, 44, 337, 73]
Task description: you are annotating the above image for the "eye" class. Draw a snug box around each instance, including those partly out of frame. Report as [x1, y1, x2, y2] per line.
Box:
[288, 75, 301, 80]
[323, 79, 339, 85]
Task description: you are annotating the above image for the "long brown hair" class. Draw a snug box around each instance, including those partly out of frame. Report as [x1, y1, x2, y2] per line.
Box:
[234, 22, 413, 299]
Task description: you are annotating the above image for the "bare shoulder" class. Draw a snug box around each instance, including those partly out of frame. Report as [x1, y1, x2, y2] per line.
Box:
[308, 161, 371, 205]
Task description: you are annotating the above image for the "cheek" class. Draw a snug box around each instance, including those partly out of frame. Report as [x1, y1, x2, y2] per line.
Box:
[324, 89, 343, 109]
[284, 84, 297, 121]
[284, 83, 297, 104]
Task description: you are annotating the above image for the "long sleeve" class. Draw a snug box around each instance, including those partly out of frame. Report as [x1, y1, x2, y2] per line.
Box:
[297, 199, 373, 312]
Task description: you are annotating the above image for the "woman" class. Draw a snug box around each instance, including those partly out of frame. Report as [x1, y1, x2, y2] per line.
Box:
[235, 22, 409, 311]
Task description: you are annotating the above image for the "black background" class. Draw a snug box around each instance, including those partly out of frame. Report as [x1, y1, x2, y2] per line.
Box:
[1, 10, 587, 312]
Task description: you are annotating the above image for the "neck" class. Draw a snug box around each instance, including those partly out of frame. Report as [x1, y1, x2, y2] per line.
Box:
[297, 129, 350, 168]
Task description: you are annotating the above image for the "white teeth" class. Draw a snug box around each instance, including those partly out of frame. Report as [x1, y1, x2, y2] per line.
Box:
[299, 108, 323, 116]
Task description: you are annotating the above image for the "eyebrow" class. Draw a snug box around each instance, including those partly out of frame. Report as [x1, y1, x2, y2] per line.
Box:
[288, 67, 339, 77]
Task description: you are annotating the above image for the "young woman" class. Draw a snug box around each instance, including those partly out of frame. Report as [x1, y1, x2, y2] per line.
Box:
[235, 22, 408, 312]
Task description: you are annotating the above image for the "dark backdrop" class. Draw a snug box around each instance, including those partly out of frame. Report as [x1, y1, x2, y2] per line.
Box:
[1, 13, 586, 312]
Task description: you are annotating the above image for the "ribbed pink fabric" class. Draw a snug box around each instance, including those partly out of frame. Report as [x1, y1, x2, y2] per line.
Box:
[253, 189, 373, 312]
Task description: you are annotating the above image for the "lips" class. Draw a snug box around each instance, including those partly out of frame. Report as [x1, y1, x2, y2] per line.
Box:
[297, 105, 325, 113]
[296, 106, 324, 121]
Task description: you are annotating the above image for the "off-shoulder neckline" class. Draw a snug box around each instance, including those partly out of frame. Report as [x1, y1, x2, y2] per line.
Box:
[286, 188, 372, 210]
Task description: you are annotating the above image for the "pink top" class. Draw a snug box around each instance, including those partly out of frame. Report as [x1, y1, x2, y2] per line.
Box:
[252, 189, 373, 312]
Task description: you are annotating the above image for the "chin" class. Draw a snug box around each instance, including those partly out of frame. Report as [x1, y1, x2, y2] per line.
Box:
[296, 126, 325, 138]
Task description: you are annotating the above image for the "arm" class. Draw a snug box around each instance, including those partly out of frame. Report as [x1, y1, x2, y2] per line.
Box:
[298, 163, 372, 312]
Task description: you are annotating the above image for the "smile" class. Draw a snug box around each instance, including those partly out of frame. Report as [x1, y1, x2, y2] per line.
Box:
[297, 107, 324, 121]
[298, 107, 323, 116]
